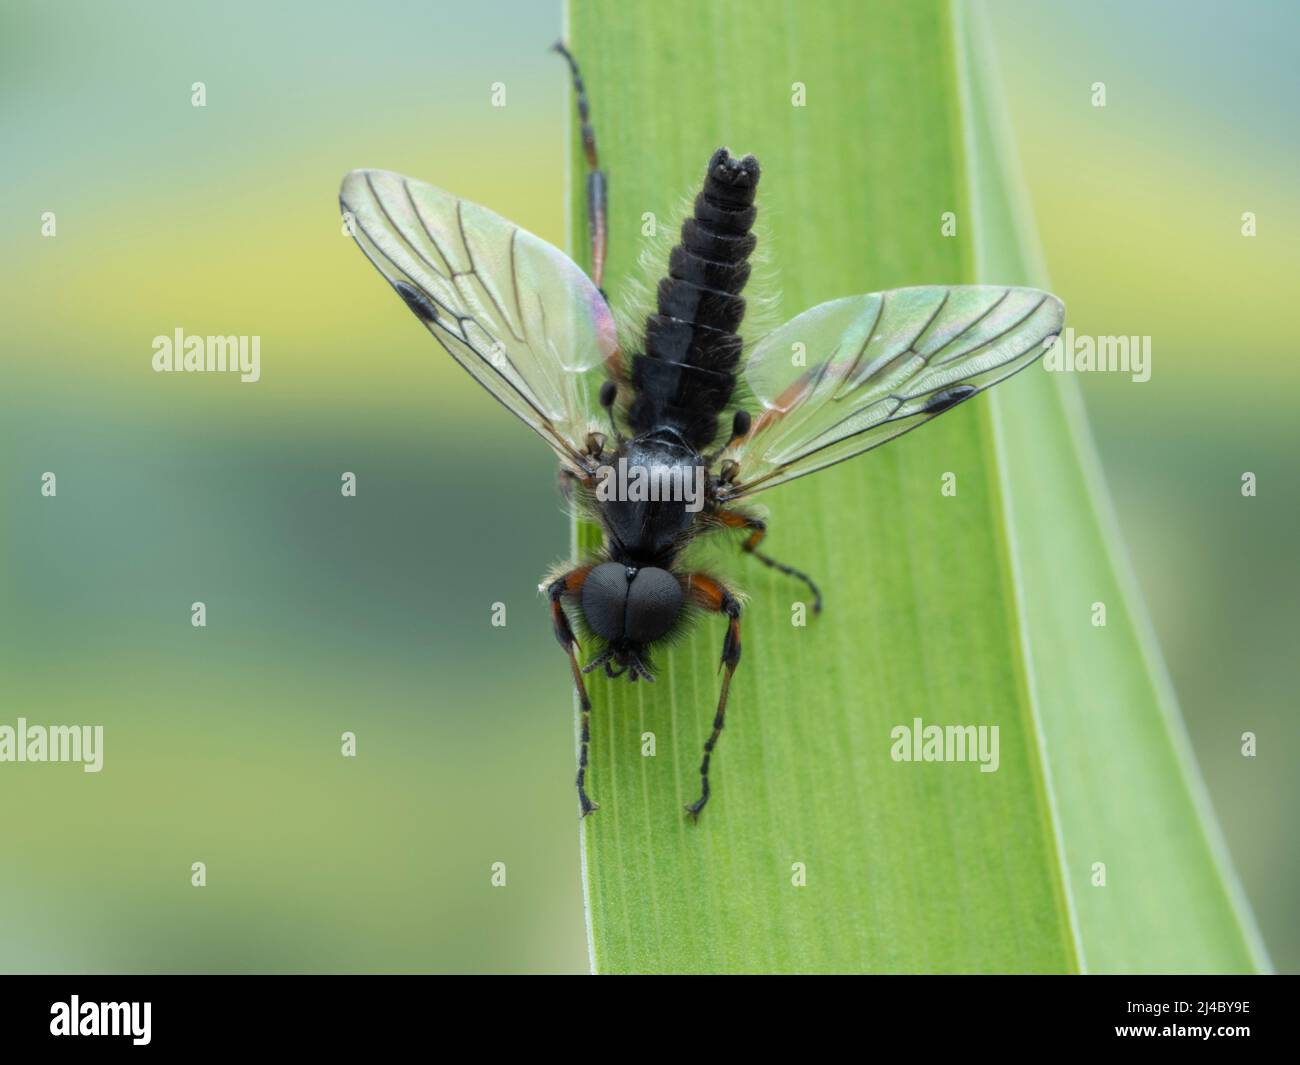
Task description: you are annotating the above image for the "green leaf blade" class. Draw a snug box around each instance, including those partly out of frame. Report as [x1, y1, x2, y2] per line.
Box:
[958, 3, 1269, 973]
[565, 0, 1262, 974]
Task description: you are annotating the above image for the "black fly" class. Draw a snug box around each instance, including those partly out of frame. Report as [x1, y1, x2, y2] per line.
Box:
[339, 43, 1064, 819]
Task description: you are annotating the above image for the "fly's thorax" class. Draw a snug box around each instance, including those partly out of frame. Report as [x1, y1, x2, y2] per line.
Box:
[594, 433, 709, 560]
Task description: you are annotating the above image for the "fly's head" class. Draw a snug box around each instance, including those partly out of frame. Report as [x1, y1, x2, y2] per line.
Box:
[578, 561, 684, 682]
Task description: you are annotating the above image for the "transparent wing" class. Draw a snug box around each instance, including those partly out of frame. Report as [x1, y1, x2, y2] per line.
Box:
[720, 285, 1063, 500]
[339, 168, 619, 472]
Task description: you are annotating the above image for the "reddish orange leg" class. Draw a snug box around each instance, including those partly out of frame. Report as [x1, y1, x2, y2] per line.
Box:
[547, 565, 598, 816]
[684, 573, 744, 819]
[715, 509, 823, 613]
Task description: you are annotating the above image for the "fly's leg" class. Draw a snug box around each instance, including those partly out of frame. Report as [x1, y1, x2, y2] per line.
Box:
[715, 509, 823, 613]
[558, 468, 581, 508]
[554, 44, 626, 400]
[558, 442, 605, 508]
[547, 566, 598, 816]
[683, 573, 743, 819]
[552, 42, 608, 293]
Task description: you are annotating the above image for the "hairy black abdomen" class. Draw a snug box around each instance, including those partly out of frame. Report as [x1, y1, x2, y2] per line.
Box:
[628, 148, 760, 450]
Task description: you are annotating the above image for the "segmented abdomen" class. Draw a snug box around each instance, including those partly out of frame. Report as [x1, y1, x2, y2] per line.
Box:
[628, 148, 760, 450]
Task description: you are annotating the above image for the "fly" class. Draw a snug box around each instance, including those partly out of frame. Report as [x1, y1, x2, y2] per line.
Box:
[339, 43, 1065, 819]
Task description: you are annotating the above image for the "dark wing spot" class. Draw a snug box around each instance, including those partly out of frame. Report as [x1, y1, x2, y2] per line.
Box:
[393, 280, 439, 324]
[923, 385, 976, 415]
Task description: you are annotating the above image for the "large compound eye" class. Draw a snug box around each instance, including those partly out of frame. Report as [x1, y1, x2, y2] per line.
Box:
[624, 567, 683, 643]
[581, 562, 629, 641]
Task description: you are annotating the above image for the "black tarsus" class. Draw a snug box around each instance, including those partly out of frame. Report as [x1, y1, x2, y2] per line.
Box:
[686, 588, 743, 818]
[739, 516, 823, 613]
[552, 41, 608, 293]
[549, 573, 598, 816]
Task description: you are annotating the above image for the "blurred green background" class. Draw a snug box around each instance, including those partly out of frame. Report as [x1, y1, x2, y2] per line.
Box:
[1, 0, 1294, 972]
